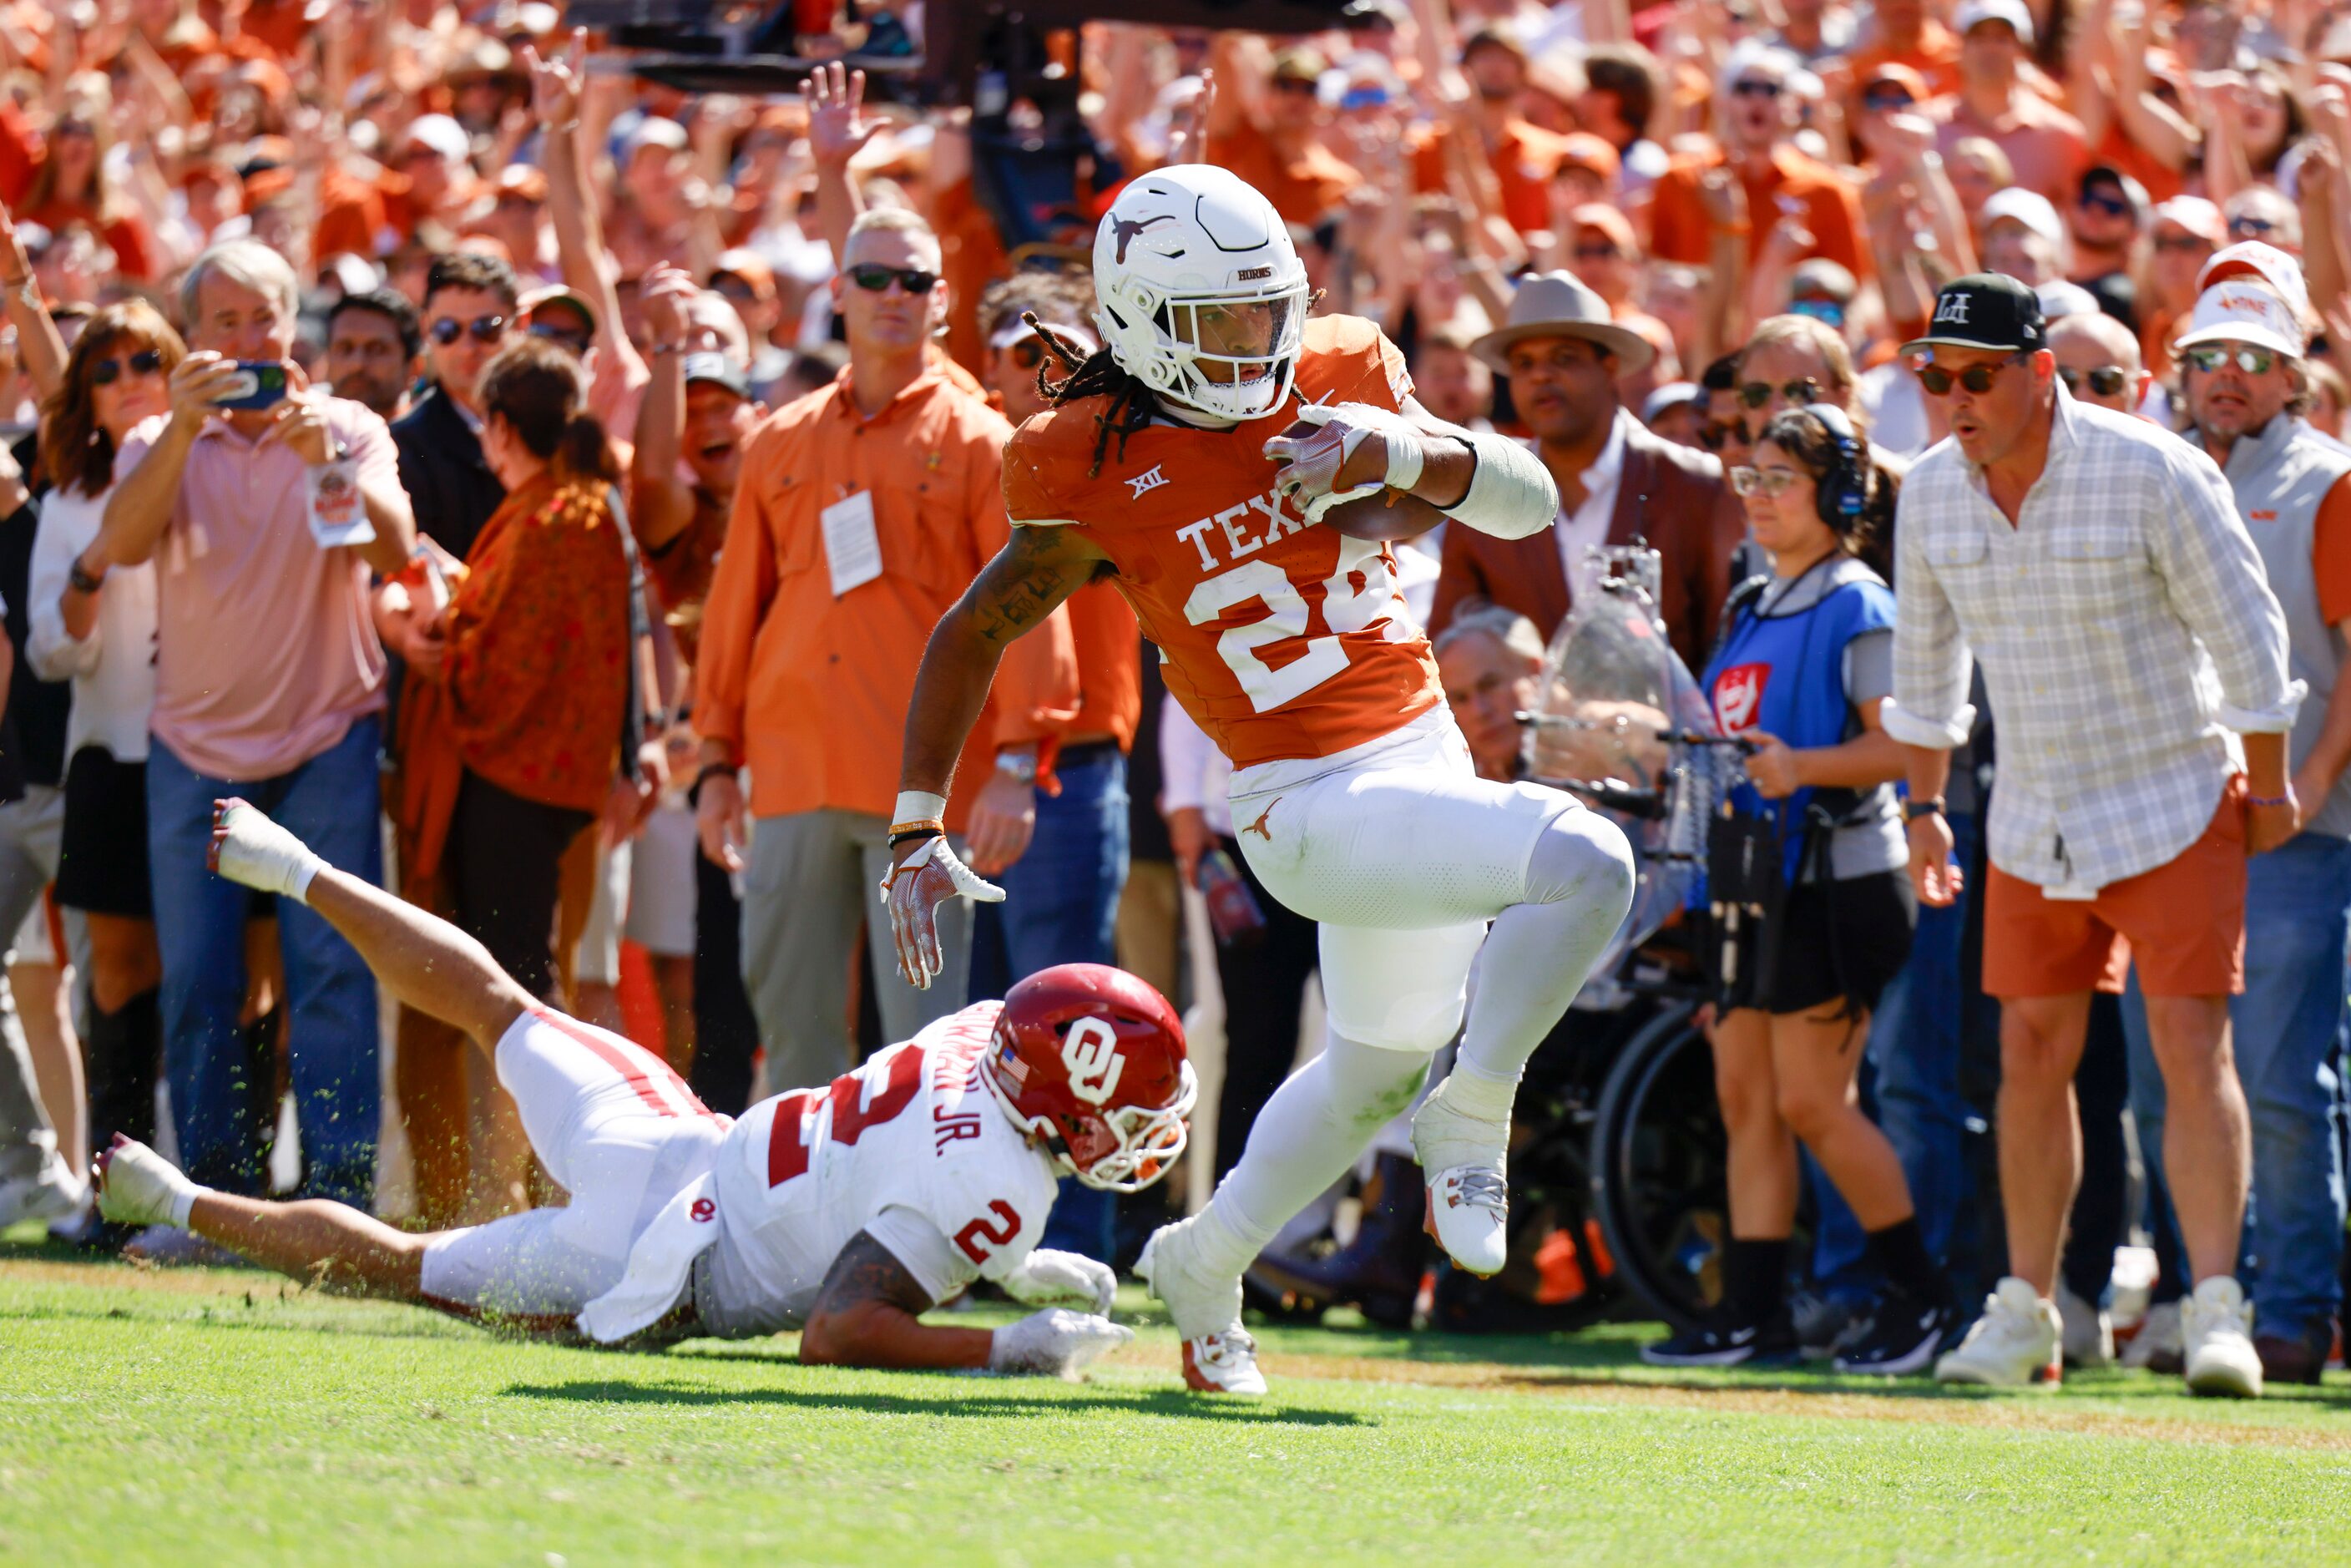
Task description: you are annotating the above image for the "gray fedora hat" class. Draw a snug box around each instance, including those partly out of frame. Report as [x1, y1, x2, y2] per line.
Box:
[1469, 271, 1656, 377]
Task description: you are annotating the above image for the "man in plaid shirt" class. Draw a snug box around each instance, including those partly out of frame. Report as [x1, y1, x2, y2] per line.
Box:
[1881, 275, 2303, 1398]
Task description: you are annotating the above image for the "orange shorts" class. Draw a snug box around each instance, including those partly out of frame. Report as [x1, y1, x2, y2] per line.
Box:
[1981, 777, 2247, 999]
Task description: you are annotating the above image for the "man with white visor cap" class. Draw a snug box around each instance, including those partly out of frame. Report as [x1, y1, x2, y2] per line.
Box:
[2160, 243, 2351, 1387]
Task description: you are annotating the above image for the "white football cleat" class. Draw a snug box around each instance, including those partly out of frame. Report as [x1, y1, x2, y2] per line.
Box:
[1182, 1328, 1268, 1397]
[1135, 1217, 1265, 1397]
[1934, 1277, 2063, 1388]
[2121, 1300, 2184, 1371]
[0, 1137, 84, 1230]
[208, 797, 326, 902]
[1411, 1078, 1509, 1277]
[2182, 1275, 2263, 1399]
[92, 1136, 200, 1230]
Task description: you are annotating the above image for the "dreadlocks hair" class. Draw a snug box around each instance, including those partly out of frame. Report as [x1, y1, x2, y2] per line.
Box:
[1024, 311, 1158, 479]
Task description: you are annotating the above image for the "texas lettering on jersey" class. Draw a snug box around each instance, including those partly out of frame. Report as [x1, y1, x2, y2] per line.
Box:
[1003, 314, 1444, 769]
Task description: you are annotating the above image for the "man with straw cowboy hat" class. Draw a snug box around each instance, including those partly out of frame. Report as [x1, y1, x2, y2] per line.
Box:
[1431, 271, 1747, 669]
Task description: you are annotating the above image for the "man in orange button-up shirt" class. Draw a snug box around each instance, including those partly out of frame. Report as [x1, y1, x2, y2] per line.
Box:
[695, 208, 1074, 1088]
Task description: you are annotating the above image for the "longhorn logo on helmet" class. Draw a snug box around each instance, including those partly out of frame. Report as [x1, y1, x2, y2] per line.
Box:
[1061, 1016, 1127, 1105]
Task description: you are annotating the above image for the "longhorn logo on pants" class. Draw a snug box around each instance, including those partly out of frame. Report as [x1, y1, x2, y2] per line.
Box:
[1061, 1016, 1127, 1105]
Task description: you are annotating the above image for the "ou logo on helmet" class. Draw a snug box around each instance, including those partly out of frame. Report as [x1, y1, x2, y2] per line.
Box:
[1061, 1016, 1126, 1105]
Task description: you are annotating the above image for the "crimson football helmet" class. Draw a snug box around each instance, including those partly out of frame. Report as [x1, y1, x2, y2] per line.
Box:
[983, 964, 1196, 1193]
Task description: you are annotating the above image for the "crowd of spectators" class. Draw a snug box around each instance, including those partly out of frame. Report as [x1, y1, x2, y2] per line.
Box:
[0, 0, 2343, 1387]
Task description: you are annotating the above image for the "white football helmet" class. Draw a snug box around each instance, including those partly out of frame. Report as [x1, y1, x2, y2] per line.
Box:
[1090, 164, 1310, 424]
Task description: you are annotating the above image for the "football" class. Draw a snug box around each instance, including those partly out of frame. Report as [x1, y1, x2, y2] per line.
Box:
[1271, 417, 1449, 541]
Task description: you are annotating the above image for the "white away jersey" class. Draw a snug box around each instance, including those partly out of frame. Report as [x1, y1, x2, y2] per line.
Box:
[694, 1002, 1061, 1338]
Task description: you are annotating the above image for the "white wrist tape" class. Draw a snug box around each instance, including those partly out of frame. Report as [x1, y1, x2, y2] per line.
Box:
[1444, 428, 1558, 540]
[893, 790, 948, 826]
[1383, 432, 1426, 493]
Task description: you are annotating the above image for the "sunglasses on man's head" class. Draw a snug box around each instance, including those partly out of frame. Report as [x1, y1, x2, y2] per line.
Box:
[429, 313, 508, 346]
[1915, 353, 2026, 396]
[89, 348, 163, 386]
[848, 263, 940, 296]
[2058, 365, 2130, 397]
[1731, 78, 1783, 99]
[1699, 419, 1751, 452]
[2185, 344, 2278, 376]
[1738, 377, 1823, 408]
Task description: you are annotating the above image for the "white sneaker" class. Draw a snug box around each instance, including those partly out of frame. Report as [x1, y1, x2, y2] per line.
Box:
[2055, 1282, 2115, 1368]
[2182, 1276, 2263, 1399]
[1411, 1078, 1509, 1277]
[209, 798, 325, 901]
[2121, 1300, 2184, 1371]
[1135, 1218, 1265, 1397]
[1934, 1277, 2062, 1388]
[92, 1136, 198, 1230]
[0, 1140, 84, 1229]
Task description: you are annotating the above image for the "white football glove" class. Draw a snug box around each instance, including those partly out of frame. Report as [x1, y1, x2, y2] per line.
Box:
[986, 1308, 1134, 1379]
[879, 835, 1004, 989]
[1000, 1247, 1119, 1316]
[1261, 401, 1440, 523]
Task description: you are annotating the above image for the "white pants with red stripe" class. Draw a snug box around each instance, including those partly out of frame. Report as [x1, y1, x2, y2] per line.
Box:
[418, 1007, 728, 1330]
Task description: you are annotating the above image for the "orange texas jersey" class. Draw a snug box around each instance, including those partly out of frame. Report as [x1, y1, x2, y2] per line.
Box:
[1001, 314, 1443, 770]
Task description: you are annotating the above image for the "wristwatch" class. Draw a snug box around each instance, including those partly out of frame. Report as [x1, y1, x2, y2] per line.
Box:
[68, 557, 106, 595]
[994, 751, 1039, 786]
[1904, 796, 1947, 823]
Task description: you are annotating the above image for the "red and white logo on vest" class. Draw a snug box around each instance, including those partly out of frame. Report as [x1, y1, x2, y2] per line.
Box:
[1712, 663, 1770, 734]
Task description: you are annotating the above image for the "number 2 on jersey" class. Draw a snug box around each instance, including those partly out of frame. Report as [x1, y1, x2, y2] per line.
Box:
[1183, 535, 1411, 713]
[766, 1047, 925, 1187]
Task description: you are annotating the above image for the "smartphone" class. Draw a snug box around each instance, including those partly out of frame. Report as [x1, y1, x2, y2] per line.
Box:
[212, 361, 289, 411]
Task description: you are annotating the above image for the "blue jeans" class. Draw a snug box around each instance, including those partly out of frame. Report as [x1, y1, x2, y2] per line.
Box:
[148, 718, 383, 1204]
[1812, 811, 1977, 1299]
[1002, 749, 1131, 1261]
[2124, 833, 2351, 1343]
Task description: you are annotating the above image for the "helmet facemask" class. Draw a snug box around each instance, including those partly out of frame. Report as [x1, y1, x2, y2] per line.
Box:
[1099, 272, 1308, 424]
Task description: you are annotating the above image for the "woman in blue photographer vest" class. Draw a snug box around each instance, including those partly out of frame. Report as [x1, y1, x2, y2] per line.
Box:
[1644, 406, 1958, 1375]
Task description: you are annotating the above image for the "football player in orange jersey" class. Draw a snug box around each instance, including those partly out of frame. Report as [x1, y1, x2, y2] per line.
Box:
[883, 164, 1636, 1394]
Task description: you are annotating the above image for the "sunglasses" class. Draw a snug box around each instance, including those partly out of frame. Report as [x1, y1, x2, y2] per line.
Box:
[2153, 233, 2212, 253]
[2058, 365, 2131, 397]
[528, 320, 590, 352]
[429, 313, 508, 346]
[1699, 419, 1752, 452]
[1788, 297, 1847, 329]
[1729, 466, 1803, 497]
[1272, 76, 1321, 95]
[1573, 243, 1623, 261]
[1738, 377, 1823, 409]
[2078, 190, 2131, 218]
[1731, 78, 1783, 99]
[847, 263, 940, 296]
[1916, 354, 2025, 396]
[1862, 88, 1914, 112]
[89, 347, 164, 385]
[2228, 216, 2277, 238]
[2184, 344, 2278, 376]
[1009, 337, 1048, 370]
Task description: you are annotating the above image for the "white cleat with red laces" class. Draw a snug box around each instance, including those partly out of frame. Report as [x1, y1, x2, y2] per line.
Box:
[1135, 1218, 1267, 1397]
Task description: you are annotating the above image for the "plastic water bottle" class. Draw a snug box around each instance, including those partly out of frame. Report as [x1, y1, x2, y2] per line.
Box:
[1196, 847, 1267, 948]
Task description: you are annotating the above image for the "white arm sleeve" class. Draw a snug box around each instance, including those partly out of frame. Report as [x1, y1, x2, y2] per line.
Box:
[1440, 427, 1558, 541]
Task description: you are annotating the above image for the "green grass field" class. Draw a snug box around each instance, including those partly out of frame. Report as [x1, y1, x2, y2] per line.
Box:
[6, 1236, 2350, 1566]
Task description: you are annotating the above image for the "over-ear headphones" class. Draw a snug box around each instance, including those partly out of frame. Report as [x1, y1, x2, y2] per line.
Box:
[1803, 402, 1868, 526]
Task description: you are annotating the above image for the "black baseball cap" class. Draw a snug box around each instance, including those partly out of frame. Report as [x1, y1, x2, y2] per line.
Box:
[1901, 272, 2047, 357]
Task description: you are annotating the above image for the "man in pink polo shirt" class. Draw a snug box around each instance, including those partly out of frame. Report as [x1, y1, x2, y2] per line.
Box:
[92, 239, 417, 1211]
